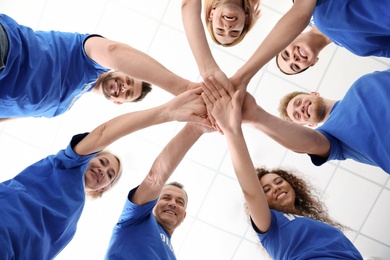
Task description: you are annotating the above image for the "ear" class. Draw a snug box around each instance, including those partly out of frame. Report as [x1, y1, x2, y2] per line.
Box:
[113, 101, 123, 105]
[209, 9, 214, 20]
[308, 123, 318, 127]
[310, 91, 320, 97]
[310, 57, 319, 67]
[181, 211, 187, 223]
[245, 13, 249, 24]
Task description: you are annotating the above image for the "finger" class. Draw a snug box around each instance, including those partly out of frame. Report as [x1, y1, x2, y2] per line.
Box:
[201, 92, 213, 110]
[232, 90, 246, 111]
[208, 111, 216, 126]
[203, 77, 221, 101]
[208, 76, 230, 98]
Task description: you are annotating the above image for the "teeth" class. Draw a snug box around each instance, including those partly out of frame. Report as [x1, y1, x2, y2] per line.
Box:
[299, 47, 307, 58]
[223, 15, 236, 21]
[277, 193, 286, 200]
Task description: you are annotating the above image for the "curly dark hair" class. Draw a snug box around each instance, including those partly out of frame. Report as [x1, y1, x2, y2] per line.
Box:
[256, 167, 346, 230]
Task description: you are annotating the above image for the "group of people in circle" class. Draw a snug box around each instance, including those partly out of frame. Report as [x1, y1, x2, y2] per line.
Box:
[1, 0, 389, 259]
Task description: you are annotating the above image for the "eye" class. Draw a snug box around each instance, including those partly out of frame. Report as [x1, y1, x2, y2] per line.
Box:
[99, 158, 105, 166]
[293, 64, 300, 71]
[283, 50, 289, 58]
[107, 169, 114, 179]
[263, 187, 270, 193]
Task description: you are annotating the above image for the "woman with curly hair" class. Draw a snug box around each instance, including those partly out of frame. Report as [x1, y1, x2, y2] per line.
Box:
[201, 76, 363, 259]
[181, 0, 261, 99]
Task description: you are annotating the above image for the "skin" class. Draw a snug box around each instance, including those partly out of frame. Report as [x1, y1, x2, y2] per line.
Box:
[286, 92, 337, 127]
[181, 0, 234, 96]
[277, 27, 331, 74]
[201, 76, 271, 233]
[260, 173, 297, 213]
[84, 36, 201, 96]
[72, 87, 209, 196]
[99, 71, 143, 104]
[209, 1, 247, 45]
[130, 122, 212, 237]
[84, 153, 120, 193]
[153, 185, 187, 235]
[230, 0, 316, 91]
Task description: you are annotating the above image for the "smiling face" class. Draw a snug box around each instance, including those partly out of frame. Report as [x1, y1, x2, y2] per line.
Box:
[277, 32, 320, 74]
[153, 185, 187, 235]
[260, 173, 296, 212]
[286, 92, 327, 125]
[209, 2, 247, 45]
[84, 153, 120, 193]
[101, 71, 143, 104]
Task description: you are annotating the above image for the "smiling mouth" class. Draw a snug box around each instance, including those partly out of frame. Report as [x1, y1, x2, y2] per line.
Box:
[298, 47, 307, 58]
[276, 192, 287, 200]
[223, 15, 237, 21]
[164, 210, 176, 216]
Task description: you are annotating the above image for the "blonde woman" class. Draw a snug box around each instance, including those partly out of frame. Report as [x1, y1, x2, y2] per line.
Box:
[0, 88, 208, 259]
[181, 0, 260, 96]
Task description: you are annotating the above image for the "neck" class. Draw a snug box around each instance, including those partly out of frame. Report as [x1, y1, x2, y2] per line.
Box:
[308, 27, 332, 51]
[323, 98, 338, 122]
[90, 72, 107, 95]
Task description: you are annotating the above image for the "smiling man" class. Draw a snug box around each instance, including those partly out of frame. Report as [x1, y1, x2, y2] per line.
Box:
[105, 122, 211, 259]
[278, 91, 336, 127]
[0, 13, 198, 122]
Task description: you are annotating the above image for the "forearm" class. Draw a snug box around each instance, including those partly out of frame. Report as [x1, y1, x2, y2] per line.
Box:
[224, 129, 271, 232]
[86, 37, 189, 96]
[181, 0, 221, 78]
[249, 105, 330, 156]
[133, 123, 203, 204]
[74, 104, 171, 155]
[233, 1, 313, 84]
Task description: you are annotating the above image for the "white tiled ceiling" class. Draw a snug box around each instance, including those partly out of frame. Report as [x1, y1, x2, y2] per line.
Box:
[1, 0, 389, 259]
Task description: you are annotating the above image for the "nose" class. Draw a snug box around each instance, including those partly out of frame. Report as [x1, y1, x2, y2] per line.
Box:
[224, 24, 233, 29]
[293, 53, 300, 61]
[168, 201, 177, 208]
[120, 83, 126, 92]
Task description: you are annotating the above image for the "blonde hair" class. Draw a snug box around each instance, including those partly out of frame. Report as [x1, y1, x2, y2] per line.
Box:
[278, 91, 308, 121]
[204, 0, 261, 46]
[86, 150, 123, 199]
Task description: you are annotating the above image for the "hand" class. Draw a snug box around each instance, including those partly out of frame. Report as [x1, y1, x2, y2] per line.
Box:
[186, 81, 203, 91]
[242, 92, 259, 124]
[204, 70, 235, 96]
[167, 87, 210, 126]
[230, 74, 249, 92]
[201, 77, 245, 135]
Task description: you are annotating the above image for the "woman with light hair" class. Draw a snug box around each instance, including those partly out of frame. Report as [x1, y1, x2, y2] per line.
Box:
[0, 88, 208, 259]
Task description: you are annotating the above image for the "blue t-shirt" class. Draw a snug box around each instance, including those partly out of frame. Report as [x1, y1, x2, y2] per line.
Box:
[0, 133, 97, 259]
[105, 187, 177, 260]
[0, 14, 109, 118]
[255, 210, 362, 259]
[311, 69, 390, 174]
[313, 0, 390, 57]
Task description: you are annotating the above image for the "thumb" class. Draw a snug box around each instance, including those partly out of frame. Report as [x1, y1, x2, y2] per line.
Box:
[232, 90, 246, 109]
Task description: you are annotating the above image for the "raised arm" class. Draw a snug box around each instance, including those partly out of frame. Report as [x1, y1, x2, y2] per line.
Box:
[242, 91, 330, 157]
[201, 77, 271, 232]
[131, 122, 212, 205]
[231, 0, 316, 90]
[181, 0, 234, 93]
[73, 88, 208, 156]
[84, 37, 200, 96]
